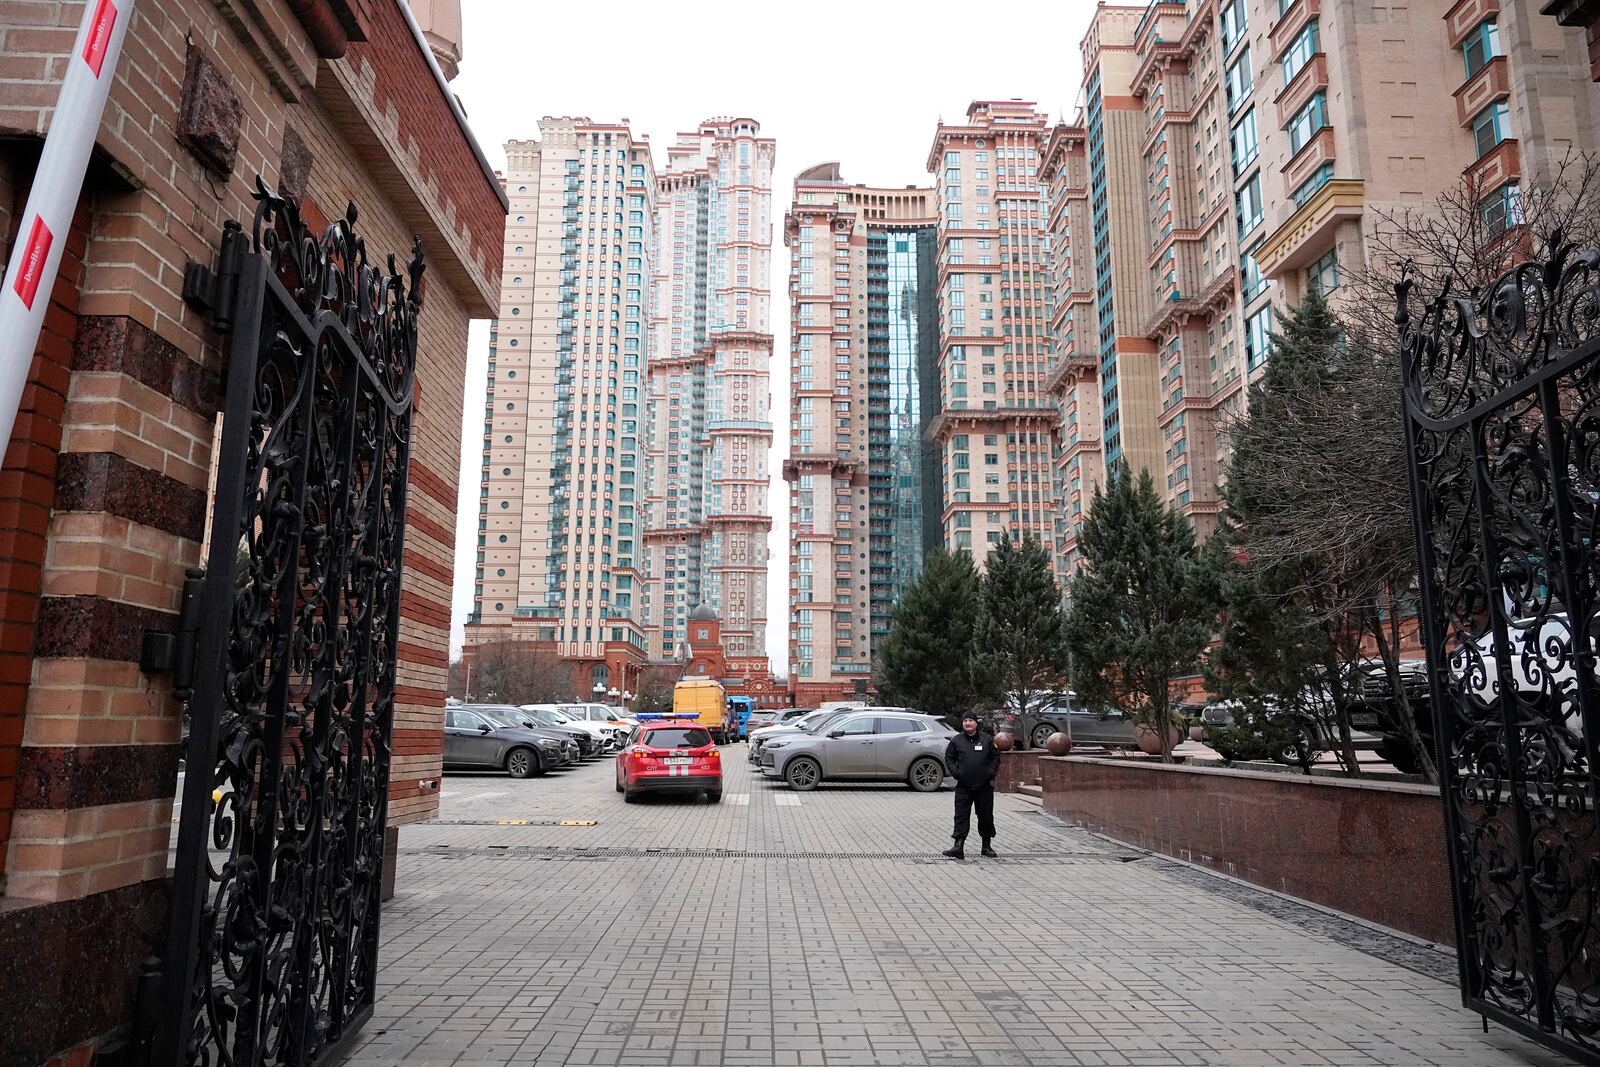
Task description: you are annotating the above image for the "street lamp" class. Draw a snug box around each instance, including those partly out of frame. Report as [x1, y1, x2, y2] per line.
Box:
[592, 682, 605, 701]
[607, 687, 620, 701]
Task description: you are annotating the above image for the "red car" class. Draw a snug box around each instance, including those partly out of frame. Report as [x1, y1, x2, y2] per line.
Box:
[615, 722, 722, 803]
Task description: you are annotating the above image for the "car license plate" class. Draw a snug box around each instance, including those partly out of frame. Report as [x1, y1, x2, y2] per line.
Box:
[664, 757, 691, 766]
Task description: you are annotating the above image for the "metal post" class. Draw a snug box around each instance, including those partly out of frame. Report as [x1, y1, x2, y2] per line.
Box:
[0, 0, 135, 450]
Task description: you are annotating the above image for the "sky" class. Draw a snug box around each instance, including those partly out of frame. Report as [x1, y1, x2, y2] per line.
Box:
[446, 0, 1098, 670]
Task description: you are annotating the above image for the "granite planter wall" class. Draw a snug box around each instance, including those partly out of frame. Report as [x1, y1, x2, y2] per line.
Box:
[995, 750, 1043, 793]
[1040, 756, 1455, 945]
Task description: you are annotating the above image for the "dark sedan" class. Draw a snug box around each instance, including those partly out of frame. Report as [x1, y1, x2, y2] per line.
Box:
[444, 706, 572, 778]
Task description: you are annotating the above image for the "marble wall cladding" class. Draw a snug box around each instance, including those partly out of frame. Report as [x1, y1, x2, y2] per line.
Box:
[1040, 756, 1457, 945]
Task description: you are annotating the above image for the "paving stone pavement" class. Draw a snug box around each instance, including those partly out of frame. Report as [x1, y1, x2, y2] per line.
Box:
[338, 752, 1566, 1067]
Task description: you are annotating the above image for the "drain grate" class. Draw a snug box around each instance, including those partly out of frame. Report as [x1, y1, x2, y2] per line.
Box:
[402, 844, 1143, 862]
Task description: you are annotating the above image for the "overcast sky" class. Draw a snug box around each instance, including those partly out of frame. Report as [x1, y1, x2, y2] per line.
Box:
[447, 0, 1097, 670]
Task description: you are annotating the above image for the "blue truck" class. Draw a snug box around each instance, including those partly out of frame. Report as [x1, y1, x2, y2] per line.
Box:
[728, 696, 756, 740]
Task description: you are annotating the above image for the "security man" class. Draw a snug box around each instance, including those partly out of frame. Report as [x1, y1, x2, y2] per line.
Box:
[942, 711, 999, 859]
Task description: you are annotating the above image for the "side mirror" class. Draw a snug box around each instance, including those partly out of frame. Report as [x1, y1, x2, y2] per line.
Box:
[828, 729, 846, 738]
[478, 723, 492, 734]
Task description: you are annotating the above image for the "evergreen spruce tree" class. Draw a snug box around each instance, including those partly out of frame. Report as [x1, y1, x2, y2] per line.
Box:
[972, 534, 1067, 718]
[874, 548, 986, 724]
[1065, 467, 1215, 762]
[1219, 286, 1432, 779]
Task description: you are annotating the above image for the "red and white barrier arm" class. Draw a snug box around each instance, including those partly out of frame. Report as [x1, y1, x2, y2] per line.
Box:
[0, 0, 134, 453]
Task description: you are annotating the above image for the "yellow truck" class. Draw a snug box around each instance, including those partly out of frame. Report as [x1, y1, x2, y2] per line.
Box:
[672, 678, 732, 744]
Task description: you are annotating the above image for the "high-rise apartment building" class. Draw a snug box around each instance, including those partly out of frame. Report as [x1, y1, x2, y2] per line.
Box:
[1041, 122, 1107, 578]
[641, 119, 776, 664]
[468, 118, 657, 694]
[783, 165, 941, 703]
[1047, 0, 1600, 576]
[926, 102, 1058, 562]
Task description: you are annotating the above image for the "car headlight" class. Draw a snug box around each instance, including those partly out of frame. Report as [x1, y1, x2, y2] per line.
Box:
[765, 740, 790, 750]
[538, 739, 560, 749]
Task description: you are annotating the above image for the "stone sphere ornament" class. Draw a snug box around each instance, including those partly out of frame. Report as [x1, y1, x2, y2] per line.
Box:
[1045, 731, 1073, 756]
[994, 731, 1015, 752]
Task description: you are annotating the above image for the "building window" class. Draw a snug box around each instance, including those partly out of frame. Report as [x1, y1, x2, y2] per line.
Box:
[1241, 248, 1268, 304]
[1307, 248, 1338, 298]
[1220, 0, 1247, 52]
[1246, 305, 1275, 371]
[1287, 92, 1328, 155]
[1282, 21, 1320, 84]
[1463, 20, 1501, 79]
[1235, 174, 1264, 238]
[1481, 182, 1523, 236]
[1230, 108, 1258, 171]
[1226, 46, 1254, 114]
[1292, 163, 1334, 207]
[1472, 101, 1511, 159]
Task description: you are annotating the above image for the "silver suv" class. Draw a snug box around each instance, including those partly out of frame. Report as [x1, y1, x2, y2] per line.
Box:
[759, 709, 955, 792]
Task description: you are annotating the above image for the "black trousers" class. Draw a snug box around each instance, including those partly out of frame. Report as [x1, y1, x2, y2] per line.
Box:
[952, 784, 996, 841]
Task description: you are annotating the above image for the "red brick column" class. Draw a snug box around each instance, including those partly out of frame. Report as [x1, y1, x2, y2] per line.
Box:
[0, 181, 88, 889]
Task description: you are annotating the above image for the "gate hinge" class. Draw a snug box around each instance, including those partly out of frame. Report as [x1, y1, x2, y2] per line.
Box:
[182, 218, 245, 333]
[141, 568, 206, 700]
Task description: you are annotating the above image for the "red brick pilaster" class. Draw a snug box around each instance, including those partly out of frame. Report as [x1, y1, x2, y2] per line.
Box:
[0, 178, 89, 890]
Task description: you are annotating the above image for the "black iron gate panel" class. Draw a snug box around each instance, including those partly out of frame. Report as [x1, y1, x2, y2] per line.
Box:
[152, 181, 424, 1067]
[1398, 236, 1600, 1064]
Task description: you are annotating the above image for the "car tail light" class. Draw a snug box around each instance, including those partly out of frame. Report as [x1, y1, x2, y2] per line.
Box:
[630, 747, 652, 761]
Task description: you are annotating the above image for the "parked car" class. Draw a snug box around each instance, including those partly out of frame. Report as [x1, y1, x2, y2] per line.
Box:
[561, 701, 637, 727]
[747, 707, 861, 764]
[444, 706, 572, 778]
[512, 704, 604, 758]
[746, 706, 813, 734]
[1200, 697, 1384, 764]
[615, 722, 722, 803]
[760, 709, 953, 792]
[998, 695, 1140, 750]
[553, 702, 633, 749]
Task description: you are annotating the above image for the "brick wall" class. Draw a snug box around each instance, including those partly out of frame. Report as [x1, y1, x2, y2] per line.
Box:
[0, 0, 502, 1061]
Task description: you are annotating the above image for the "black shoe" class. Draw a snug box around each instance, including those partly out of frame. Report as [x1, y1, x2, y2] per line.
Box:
[942, 843, 965, 860]
[981, 840, 997, 858]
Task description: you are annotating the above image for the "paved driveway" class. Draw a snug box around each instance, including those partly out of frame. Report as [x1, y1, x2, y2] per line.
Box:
[340, 753, 1563, 1066]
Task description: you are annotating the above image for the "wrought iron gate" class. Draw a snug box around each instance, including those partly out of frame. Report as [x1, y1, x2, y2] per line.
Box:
[149, 181, 424, 1067]
[1398, 235, 1600, 1064]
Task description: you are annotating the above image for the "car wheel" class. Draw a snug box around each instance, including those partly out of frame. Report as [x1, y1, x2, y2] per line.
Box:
[615, 775, 624, 793]
[505, 747, 538, 779]
[784, 756, 821, 791]
[1030, 724, 1054, 750]
[623, 788, 639, 803]
[908, 757, 945, 792]
[707, 791, 722, 803]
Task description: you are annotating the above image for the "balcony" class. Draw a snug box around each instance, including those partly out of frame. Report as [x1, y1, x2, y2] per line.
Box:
[1255, 178, 1365, 278]
[1465, 138, 1522, 191]
[1282, 127, 1336, 192]
[1275, 53, 1329, 128]
[1446, 0, 1501, 44]
[1270, 0, 1321, 59]
[1454, 56, 1511, 127]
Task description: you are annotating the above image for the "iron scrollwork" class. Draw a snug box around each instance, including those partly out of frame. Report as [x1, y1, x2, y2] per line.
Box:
[1397, 232, 1600, 1062]
[154, 179, 424, 1067]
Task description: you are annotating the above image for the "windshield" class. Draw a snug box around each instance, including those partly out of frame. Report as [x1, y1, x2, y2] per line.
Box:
[526, 709, 563, 725]
[479, 711, 520, 729]
[802, 712, 850, 734]
[641, 727, 712, 749]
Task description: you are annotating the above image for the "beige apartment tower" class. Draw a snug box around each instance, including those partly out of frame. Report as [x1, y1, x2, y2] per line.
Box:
[467, 119, 656, 693]
[1049, 0, 1600, 579]
[783, 166, 941, 704]
[642, 119, 777, 664]
[927, 101, 1058, 562]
